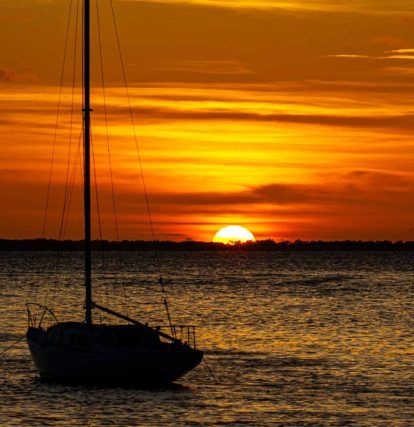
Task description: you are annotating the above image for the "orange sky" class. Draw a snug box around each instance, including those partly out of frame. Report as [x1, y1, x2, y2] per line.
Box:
[1, 0, 414, 241]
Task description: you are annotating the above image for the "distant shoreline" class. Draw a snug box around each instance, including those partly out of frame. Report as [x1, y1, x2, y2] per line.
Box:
[1, 239, 414, 251]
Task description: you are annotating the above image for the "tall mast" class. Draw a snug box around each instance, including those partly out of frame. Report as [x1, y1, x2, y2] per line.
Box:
[83, 0, 92, 325]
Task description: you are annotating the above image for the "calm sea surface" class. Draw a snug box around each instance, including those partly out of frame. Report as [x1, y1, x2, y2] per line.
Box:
[0, 251, 413, 426]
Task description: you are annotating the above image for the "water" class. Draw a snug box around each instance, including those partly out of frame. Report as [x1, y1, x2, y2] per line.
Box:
[1, 251, 413, 426]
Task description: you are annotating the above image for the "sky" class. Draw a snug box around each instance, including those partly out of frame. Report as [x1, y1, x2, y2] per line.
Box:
[1, 0, 414, 241]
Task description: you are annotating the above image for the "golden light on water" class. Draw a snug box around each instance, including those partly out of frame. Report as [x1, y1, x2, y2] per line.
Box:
[213, 225, 255, 244]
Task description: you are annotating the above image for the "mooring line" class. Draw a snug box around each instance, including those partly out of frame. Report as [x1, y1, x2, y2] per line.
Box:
[203, 357, 219, 384]
[0, 335, 25, 356]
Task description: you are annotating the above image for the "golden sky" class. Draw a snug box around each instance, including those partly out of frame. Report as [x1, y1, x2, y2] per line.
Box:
[1, 0, 414, 241]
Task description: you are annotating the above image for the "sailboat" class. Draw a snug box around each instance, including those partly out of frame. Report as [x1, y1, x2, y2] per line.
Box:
[26, 0, 203, 385]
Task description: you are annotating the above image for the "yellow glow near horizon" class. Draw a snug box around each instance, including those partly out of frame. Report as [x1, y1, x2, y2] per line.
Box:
[213, 226, 256, 244]
[2, 0, 414, 241]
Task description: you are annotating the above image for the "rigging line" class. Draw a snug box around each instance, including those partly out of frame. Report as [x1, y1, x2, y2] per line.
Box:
[91, 130, 103, 242]
[41, 0, 74, 239]
[159, 276, 174, 329]
[108, 0, 179, 331]
[91, 127, 113, 317]
[45, 0, 78, 312]
[110, 0, 160, 319]
[97, 0, 119, 241]
[163, 294, 175, 338]
[48, 131, 82, 312]
[109, 0, 168, 321]
[49, 132, 83, 313]
[59, 0, 80, 241]
[108, 0, 157, 246]
[90, 117, 109, 313]
[62, 131, 83, 239]
[92, 4, 111, 310]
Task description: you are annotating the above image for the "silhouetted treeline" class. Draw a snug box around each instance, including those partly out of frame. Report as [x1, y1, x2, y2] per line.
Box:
[1, 238, 414, 251]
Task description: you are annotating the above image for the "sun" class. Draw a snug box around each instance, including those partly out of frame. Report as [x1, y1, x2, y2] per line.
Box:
[213, 225, 255, 245]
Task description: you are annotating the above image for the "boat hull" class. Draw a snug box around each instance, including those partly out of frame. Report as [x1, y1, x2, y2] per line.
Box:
[27, 333, 203, 385]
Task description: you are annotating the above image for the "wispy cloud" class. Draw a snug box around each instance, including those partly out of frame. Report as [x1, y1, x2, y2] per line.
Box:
[3, 83, 414, 138]
[128, 0, 414, 14]
[372, 36, 410, 50]
[385, 48, 414, 60]
[390, 48, 414, 54]
[0, 66, 38, 83]
[151, 170, 414, 208]
[323, 54, 372, 59]
[157, 60, 253, 75]
[324, 46, 414, 64]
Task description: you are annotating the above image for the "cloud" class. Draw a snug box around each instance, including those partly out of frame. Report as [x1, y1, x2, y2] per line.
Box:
[5, 0, 414, 87]
[128, 0, 414, 14]
[371, 35, 410, 50]
[323, 54, 372, 59]
[382, 66, 414, 77]
[86, 180, 320, 210]
[110, 105, 414, 131]
[148, 170, 414, 210]
[3, 82, 414, 134]
[325, 53, 414, 62]
[157, 60, 253, 75]
[322, 46, 414, 67]
[0, 67, 38, 83]
[389, 48, 414, 54]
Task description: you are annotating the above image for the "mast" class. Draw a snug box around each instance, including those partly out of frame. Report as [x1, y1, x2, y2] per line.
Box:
[83, 0, 92, 325]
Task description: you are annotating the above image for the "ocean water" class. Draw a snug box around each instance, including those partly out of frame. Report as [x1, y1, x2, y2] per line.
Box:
[0, 251, 413, 426]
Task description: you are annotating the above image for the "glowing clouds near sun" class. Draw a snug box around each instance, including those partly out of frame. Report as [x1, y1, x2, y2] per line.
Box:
[213, 226, 255, 244]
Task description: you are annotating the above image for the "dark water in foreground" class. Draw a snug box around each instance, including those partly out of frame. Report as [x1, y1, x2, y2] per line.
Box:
[0, 251, 413, 426]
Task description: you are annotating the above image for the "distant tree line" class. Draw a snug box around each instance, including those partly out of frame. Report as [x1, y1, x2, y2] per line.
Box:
[1, 238, 414, 251]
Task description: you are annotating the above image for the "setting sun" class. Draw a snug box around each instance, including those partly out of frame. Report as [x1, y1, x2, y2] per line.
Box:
[213, 226, 255, 245]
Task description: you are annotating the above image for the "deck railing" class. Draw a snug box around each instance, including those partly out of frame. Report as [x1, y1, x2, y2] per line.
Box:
[156, 325, 198, 349]
[26, 302, 200, 350]
[26, 302, 59, 329]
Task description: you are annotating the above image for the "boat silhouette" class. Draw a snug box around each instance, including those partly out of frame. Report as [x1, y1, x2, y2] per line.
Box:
[26, 0, 203, 385]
